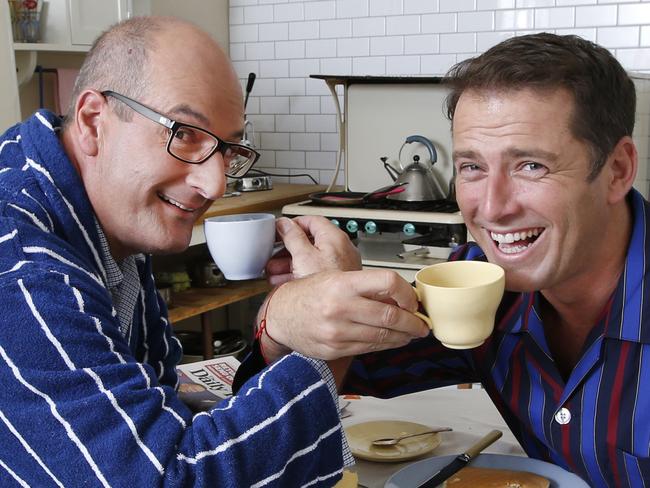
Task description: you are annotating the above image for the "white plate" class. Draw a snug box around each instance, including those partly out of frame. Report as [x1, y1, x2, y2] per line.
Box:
[385, 453, 590, 487]
[345, 420, 443, 463]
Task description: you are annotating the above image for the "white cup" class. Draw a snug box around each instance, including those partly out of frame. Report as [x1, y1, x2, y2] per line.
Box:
[204, 213, 281, 281]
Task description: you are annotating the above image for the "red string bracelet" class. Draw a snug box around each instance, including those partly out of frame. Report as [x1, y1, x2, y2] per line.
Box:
[255, 283, 284, 363]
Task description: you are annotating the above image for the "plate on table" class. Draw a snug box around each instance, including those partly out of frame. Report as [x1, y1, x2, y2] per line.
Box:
[345, 420, 443, 463]
[385, 453, 590, 487]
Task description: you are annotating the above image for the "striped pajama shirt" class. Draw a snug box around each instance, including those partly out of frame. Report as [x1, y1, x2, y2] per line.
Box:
[343, 189, 650, 487]
[0, 110, 347, 487]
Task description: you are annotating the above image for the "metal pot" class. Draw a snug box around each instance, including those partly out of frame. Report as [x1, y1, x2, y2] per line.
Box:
[382, 135, 447, 202]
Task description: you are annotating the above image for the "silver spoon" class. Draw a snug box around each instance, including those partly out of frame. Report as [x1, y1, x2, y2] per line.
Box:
[372, 427, 453, 446]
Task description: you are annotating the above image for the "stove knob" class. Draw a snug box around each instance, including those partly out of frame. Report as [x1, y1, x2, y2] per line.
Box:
[346, 220, 359, 233]
[364, 221, 377, 234]
[403, 223, 416, 236]
[330, 219, 340, 228]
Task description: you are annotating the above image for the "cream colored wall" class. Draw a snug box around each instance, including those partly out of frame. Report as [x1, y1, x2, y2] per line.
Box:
[150, 0, 229, 50]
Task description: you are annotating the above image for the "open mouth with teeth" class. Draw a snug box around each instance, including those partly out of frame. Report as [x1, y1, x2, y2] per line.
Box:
[158, 193, 196, 213]
[490, 228, 544, 255]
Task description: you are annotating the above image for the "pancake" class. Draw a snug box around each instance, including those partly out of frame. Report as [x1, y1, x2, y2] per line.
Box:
[333, 469, 358, 488]
[443, 466, 550, 488]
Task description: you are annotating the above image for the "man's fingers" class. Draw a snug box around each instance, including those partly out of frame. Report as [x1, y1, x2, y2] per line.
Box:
[334, 298, 429, 339]
[276, 217, 316, 257]
[266, 256, 292, 275]
[292, 215, 340, 239]
[308, 325, 418, 359]
[337, 269, 422, 313]
[268, 273, 293, 286]
[293, 215, 357, 250]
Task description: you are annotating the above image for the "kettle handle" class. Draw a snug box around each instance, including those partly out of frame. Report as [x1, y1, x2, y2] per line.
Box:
[405, 135, 437, 164]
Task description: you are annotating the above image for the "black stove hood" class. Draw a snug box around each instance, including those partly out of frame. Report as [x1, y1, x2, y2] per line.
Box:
[310, 74, 447, 86]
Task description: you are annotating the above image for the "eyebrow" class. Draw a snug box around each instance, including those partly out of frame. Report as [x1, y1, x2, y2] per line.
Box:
[452, 147, 559, 162]
[168, 104, 244, 141]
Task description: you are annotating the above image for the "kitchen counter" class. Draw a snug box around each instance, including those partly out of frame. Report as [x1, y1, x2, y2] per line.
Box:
[189, 183, 325, 246]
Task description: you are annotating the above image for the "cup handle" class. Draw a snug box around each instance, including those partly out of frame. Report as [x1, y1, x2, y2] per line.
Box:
[412, 286, 432, 329]
[271, 242, 285, 257]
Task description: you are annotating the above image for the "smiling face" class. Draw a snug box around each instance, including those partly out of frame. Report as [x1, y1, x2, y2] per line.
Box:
[80, 23, 244, 259]
[453, 88, 617, 293]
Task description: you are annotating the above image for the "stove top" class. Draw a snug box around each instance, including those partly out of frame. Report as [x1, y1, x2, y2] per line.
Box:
[282, 196, 468, 277]
[298, 198, 460, 213]
[283, 198, 465, 226]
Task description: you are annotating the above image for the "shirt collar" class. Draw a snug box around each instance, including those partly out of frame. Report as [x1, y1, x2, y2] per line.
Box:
[95, 220, 123, 290]
[601, 189, 650, 343]
[501, 190, 650, 344]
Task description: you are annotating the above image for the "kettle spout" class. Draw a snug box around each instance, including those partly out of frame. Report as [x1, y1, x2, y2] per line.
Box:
[380, 157, 400, 182]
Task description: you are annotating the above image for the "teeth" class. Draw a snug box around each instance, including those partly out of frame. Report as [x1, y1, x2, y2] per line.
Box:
[489, 228, 543, 255]
[491, 228, 542, 244]
[501, 244, 529, 254]
[159, 193, 194, 212]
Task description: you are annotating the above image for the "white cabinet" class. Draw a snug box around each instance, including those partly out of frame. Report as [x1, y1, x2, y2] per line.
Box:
[0, 0, 227, 131]
[68, 0, 139, 45]
[0, 0, 149, 129]
[11, 0, 147, 48]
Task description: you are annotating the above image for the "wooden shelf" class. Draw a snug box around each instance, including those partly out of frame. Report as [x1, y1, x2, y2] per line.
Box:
[168, 280, 271, 324]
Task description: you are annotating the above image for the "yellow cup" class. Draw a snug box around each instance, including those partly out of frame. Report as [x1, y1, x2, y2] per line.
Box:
[413, 261, 505, 349]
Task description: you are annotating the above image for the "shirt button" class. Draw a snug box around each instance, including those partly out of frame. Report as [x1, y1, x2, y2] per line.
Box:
[555, 407, 571, 425]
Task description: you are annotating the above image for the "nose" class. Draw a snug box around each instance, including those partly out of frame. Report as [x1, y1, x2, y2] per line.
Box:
[185, 151, 227, 201]
[480, 171, 519, 222]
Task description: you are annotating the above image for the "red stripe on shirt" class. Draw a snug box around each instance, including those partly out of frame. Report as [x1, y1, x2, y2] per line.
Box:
[607, 340, 631, 488]
[496, 294, 525, 332]
[526, 352, 563, 402]
[561, 422, 578, 472]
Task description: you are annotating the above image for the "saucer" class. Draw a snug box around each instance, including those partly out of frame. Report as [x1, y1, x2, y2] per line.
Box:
[345, 420, 443, 463]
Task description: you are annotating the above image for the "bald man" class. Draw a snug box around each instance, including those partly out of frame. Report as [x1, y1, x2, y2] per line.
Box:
[0, 17, 353, 487]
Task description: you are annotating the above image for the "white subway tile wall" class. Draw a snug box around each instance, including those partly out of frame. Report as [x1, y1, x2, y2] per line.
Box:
[231, 0, 650, 192]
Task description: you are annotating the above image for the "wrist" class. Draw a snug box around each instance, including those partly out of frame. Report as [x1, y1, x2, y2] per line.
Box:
[255, 283, 291, 364]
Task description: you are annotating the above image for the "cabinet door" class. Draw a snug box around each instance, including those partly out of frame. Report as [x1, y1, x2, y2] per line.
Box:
[68, 0, 130, 45]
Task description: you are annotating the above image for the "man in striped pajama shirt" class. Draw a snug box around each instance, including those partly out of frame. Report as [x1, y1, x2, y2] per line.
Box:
[257, 34, 650, 487]
[0, 15, 430, 488]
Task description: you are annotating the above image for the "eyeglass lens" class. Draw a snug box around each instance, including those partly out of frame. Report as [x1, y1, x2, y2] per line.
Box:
[169, 126, 256, 177]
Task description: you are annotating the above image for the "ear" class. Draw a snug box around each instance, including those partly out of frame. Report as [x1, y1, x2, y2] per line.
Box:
[71, 90, 107, 157]
[604, 136, 638, 205]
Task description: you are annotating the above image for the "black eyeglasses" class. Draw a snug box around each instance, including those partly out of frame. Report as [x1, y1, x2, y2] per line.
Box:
[102, 90, 259, 178]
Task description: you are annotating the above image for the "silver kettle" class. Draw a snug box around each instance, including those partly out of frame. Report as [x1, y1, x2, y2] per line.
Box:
[382, 135, 447, 202]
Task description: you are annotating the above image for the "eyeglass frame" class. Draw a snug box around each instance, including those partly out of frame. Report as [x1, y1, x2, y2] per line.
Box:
[101, 90, 260, 178]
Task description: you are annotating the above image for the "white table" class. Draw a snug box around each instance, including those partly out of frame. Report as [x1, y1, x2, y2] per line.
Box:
[341, 388, 526, 488]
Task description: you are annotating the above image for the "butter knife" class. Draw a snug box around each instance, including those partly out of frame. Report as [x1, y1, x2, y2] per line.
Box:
[416, 430, 503, 488]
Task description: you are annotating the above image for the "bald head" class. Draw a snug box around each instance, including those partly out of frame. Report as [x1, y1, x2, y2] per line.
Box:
[64, 16, 239, 125]
[60, 16, 245, 260]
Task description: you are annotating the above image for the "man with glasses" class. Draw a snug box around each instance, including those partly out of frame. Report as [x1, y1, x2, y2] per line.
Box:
[101, 90, 259, 179]
[0, 15, 382, 487]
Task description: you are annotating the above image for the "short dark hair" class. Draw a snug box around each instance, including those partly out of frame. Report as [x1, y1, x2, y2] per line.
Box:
[445, 33, 636, 180]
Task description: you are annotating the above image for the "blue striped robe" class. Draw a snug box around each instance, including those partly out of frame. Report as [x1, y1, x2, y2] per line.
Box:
[345, 189, 650, 487]
[0, 111, 345, 487]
